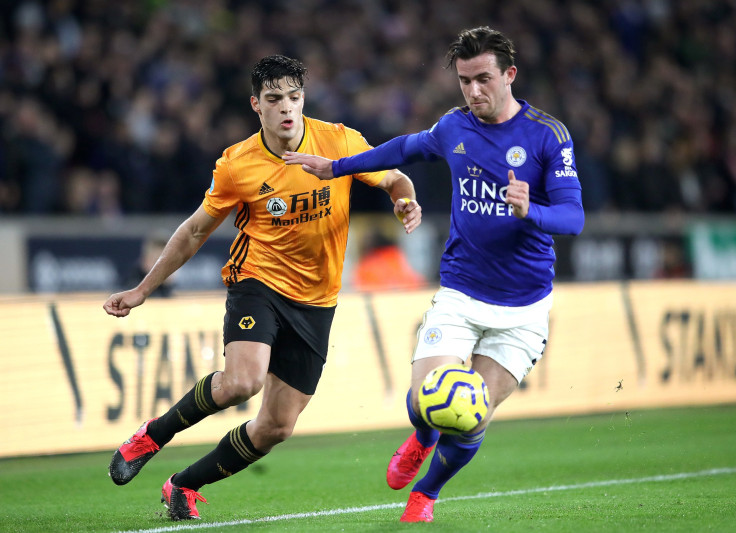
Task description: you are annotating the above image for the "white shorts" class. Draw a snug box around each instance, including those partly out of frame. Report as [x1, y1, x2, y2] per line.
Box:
[412, 286, 552, 384]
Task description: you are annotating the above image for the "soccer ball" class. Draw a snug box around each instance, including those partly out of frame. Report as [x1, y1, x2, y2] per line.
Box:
[418, 364, 489, 434]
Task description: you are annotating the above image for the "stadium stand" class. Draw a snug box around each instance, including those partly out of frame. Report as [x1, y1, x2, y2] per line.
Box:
[0, 0, 734, 216]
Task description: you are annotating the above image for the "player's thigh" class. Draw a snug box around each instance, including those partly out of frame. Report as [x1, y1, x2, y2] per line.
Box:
[412, 287, 481, 362]
[220, 282, 279, 402]
[470, 355, 518, 412]
[475, 320, 548, 387]
[224, 281, 281, 342]
[223, 278, 333, 396]
[267, 303, 333, 396]
[409, 356, 463, 407]
[208, 342, 271, 407]
[223, 342, 271, 383]
[411, 288, 484, 408]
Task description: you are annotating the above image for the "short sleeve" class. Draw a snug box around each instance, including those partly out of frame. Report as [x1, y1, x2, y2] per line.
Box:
[202, 155, 238, 217]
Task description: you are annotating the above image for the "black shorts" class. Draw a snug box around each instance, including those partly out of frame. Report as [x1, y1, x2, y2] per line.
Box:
[223, 278, 336, 395]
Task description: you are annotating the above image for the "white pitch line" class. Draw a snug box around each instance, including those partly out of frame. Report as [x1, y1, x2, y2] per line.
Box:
[116, 467, 736, 533]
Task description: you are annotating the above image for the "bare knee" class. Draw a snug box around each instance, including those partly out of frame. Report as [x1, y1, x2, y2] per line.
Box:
[217, 371, 264, 407]
[262, 423, 294, 445]
[249, 419, 295, 451]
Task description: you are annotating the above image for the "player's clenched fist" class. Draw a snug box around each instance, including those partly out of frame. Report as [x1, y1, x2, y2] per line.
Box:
[103, 289, 146, 317]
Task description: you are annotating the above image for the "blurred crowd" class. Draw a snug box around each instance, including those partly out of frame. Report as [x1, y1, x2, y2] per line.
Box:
[0, 0, 734, 216]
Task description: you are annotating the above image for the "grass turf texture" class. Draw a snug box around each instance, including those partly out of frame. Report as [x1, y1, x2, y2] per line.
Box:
[1, 404, 734, 532]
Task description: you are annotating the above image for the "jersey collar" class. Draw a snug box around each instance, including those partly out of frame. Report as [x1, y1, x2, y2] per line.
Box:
[257, 117, 309, 163]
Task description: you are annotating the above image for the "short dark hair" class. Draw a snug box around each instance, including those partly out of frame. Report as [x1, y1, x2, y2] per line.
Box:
[446, 26, 516, 73]
[251, 55, 308, 97]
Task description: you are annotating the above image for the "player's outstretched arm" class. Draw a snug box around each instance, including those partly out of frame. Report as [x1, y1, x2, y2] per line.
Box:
[282, 152, 335, 180]
[103, 205, 227, 318]
[287, 134, 428, 182]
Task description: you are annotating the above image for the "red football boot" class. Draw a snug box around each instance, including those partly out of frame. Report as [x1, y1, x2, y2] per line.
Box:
[161, 474, 208, 520]
[386, 431, 435, 490]
[108, 418, 160, 485]
[400, 491, 435, 522]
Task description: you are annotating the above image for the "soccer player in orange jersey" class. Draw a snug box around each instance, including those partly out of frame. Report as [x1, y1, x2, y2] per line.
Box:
[102, 55, 421, 521]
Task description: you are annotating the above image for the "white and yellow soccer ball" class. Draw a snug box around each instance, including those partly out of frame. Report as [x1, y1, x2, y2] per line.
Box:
[418, 363, 489, 434]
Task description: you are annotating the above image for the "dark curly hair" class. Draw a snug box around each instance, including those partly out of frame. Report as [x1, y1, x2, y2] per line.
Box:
[251, 55, 308, 97]
[446, 26, 516, 73]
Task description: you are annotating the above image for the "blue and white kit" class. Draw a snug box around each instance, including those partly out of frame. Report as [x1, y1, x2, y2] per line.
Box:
[334, 99, 584, 307]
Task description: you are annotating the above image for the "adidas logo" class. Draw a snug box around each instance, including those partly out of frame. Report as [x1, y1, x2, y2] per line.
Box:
[453, 143, 466, 154]
[258, 182, 274, 195]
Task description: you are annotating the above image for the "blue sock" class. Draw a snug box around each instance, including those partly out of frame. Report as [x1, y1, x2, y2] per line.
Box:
[405, 389, 440, 448]
[413, 429, 486, 499]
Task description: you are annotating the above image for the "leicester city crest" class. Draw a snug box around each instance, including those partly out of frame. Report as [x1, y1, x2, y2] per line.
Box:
[506, 146, 527, 167]
[424, 327, 442, 345]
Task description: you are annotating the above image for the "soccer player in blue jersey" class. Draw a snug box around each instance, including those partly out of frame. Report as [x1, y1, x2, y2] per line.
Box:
[284, 26, 584, 522]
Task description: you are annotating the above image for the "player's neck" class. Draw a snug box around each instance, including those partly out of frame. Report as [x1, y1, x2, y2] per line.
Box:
[500, 98, 522, 123]
[480, 96, 522, 125]
[261, 121, 305, 157]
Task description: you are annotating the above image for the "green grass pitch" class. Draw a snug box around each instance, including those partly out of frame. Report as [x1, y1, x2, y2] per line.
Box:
[1, 404, 734, 532]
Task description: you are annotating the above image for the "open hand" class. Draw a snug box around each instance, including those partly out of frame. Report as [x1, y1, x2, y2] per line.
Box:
[283, 152, 335, 180]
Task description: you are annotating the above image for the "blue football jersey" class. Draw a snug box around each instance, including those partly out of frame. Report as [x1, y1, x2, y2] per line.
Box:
[413, 100, 582, 306]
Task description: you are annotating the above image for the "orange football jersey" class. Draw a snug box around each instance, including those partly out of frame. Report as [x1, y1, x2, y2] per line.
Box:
[202, 116, 387, 307]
